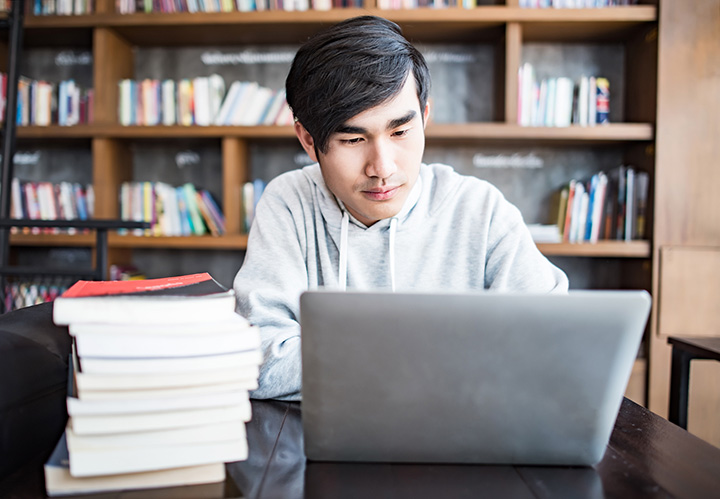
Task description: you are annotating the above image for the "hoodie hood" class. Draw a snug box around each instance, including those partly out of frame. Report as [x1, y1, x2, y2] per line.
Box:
[301, 163, 453, 291]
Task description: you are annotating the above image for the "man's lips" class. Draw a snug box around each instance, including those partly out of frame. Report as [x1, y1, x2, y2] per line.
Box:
[362, 186, 400, 201]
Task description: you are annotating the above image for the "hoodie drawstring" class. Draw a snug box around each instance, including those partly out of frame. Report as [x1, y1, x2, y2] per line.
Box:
[388, 217, 397, 292]
[339, 211, 349, 291]
[338, 211, 398, 292]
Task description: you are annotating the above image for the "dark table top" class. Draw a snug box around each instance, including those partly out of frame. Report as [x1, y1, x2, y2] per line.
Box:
[4, 397, 719, 499]
[668, 336, 720, 360]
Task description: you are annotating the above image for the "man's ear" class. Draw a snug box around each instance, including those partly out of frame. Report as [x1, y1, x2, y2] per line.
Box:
[422, 101, 431, 129]
[294, 121, 319, 163]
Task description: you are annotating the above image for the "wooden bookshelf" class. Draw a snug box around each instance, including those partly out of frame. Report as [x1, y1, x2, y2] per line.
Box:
[17, 122, 653, 143]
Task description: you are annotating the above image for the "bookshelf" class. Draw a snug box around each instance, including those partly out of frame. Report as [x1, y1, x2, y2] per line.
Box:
[8, 2, 658, 400]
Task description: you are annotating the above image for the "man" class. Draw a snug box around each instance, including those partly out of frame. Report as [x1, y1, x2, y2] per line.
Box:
[234, 16, 568, 401]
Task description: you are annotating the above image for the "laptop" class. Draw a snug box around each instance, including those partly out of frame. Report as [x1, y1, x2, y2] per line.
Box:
[300, 290, 651, 466]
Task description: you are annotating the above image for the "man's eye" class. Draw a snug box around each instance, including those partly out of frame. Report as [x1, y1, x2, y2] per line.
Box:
[393, 129, 410, 137]
[341, 137, 363, 144]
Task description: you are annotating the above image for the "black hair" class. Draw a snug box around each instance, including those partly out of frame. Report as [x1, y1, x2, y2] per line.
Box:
[286, 16, 431, 154]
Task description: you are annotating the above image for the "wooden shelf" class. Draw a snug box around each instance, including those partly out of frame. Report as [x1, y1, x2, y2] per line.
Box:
[17, 123, 653, 144]
[10, 232, 649, 258]
[10, 232, 249, 250]
[536, 240, 651, 258]
[23, 5, 656, 46]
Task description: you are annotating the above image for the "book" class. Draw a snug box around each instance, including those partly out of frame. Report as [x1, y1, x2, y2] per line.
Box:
[74, 364, 260, 393]
[77, 378, 259, 401]
[78, 349, 263, 374]
[69, 403, 252, 435]
[65, 419, 245, 451]
[52, 272, 236, 325]
[67, 388, 251, 417]
[44, 433, 226, 496]
[67, 431, 247, 477]
[72, 321, 259, 359]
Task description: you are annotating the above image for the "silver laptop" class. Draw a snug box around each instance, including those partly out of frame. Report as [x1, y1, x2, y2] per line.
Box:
[300, 290, 651, 466]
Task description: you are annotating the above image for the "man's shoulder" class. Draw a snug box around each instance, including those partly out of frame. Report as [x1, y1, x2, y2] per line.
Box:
[422, 163, 504, 201]
[262, 164, 322, 201]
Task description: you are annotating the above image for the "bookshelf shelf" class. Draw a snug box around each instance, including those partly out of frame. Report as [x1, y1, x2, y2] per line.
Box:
[536, 240, 651, 259]
[10, 233, 249, 250]
[17, 123, 654, 143]
[10, 232, 648, 258]
[24, 5, 657, 45]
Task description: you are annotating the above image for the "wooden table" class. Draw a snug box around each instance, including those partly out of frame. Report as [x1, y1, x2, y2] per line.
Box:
[668, 336, 720, 429]
[4, 396, 718, 498]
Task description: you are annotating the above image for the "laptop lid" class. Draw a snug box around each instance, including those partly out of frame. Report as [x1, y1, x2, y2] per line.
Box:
[300, 290, 651, 466]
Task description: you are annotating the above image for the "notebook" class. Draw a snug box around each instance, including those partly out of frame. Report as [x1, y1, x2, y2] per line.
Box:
[300, 290, 651, 466]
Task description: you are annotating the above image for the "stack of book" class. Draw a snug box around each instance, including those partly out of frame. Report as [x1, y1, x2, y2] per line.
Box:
[45, 273, 261, 496]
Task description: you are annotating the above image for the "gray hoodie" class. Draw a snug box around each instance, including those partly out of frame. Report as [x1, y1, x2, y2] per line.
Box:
[234, 162, 568, 400]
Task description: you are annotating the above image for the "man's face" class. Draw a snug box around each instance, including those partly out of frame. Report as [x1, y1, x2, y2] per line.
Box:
[295, 76, 429, 227]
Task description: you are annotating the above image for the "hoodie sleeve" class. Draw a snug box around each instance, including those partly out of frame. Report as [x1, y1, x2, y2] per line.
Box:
[484, 189, 569, 293]
[233, 181, 309, 401]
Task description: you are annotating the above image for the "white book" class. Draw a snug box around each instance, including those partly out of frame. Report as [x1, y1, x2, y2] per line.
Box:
[10, 178, 23, 219]
[554, 77, 574, 127]
[118, 79, 132, 126]
[262, 89, 288, 126]
[568, 181, 585, 243]
[67, 389, 250, 416]
[577, 76, 589, 126]
[75, 365, 259, 393]
[519, 62, 535, 126]
[79, 349, 262, 375]
[207, 74, 226, 123]
[44, 434, 226, 496]
[214, 80, 243, 125]
[588, 76, 597, 125]
[545, 78, 556, 126]
[68, 312, 249, 336]
[229, 82, 259, 126]
[66, 419, 245, 450]
[53, 291, 237, 326]
[576, 190, 590, 242]
[78, 378, 258, 401]
[193, 76, 211, 126]
[590, 172, 608, 243]
[625, 167, 635, 241]
[161, 79, 176, 126]
[69, 403, 252, 436]
[240, 86, 274, 126]
[73, 324, 260, 358]
[68, 435, 247, 477]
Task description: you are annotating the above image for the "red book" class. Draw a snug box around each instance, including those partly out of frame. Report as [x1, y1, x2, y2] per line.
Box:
[53, 273, 236, 325]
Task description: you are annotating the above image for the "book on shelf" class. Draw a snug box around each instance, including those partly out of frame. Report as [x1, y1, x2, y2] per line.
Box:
[519, 0, 638, 6]
[554, 165, 648, 243]
[52, 272, 237, 325]
[44, 433, 226, 497]
[47, 271, 261, 494]
[3, 277, 71, 312]
[119, 181, 226, 237]
[9, 178, 94, 235]
[118, 76, 294, 127]
[518, 64, 611, 127]
[1, 74, 93, 126]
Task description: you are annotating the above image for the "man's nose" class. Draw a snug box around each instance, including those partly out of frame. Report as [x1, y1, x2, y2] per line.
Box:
[364, 139, 397, 179]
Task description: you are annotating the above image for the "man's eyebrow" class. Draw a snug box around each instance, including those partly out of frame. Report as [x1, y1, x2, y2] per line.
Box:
[335, 110, 418, 135]
[387, 110, 417, 130]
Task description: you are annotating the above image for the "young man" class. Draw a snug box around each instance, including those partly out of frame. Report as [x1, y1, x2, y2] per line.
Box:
[234, 16, 568, 401]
